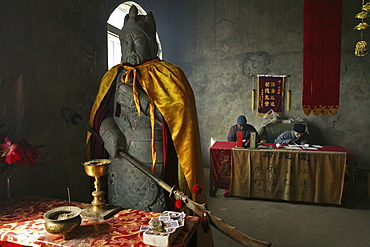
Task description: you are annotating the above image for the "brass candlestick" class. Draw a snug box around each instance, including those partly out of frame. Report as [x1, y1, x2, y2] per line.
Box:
[81, 159, 121, 220]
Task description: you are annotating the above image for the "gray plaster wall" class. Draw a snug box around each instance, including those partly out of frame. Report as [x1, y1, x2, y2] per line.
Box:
[0, 0, 369, 201]
[157, 0, 370, 169]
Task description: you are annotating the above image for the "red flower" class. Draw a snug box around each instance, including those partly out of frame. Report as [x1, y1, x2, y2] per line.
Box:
[18, 140, 38, 167]
[0, 136, 12, 152]
[0, 137, 24, 165]
[175, 199, 183, 209]
[0, 136, 41, 168]
[6, 144, 25, 165]
[191, 184, 202, 194]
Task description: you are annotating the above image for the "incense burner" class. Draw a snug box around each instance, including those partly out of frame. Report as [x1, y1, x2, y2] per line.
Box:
[44, 206, 82, 239]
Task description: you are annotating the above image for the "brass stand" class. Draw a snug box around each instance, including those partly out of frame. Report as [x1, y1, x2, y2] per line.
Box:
[81, 159, 121, 220]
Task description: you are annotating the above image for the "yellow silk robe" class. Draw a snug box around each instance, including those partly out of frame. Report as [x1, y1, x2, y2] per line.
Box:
[88, 58, 213, 246]
[87, 58, 206, 204]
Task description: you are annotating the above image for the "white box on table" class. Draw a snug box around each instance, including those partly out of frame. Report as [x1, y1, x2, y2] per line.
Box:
[142, 211, 185, 247]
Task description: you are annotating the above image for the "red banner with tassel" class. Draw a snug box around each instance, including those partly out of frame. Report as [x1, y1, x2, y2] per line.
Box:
[258, 75, 285, 117]
[303, 0, 342, 116]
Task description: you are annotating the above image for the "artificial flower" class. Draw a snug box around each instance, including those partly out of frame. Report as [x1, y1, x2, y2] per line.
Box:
[0, 137, 25, 165]
[18, 140, 39, 167]
[6, 144, 25, 165]
[175, 199, 183, 209]
[191, 184, 202, 194]
[0, 136, 12, 153]
[0, 126, 43, 169]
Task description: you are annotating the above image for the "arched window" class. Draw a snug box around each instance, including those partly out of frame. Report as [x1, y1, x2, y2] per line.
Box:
[107, 1, 162, 69]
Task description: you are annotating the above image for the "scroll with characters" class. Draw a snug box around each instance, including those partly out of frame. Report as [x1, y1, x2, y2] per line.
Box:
[257, 75, 285, 117]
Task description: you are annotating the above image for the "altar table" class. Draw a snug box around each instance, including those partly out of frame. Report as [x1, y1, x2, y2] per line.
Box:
[210, 141, 355, 207]
[0, 196, 199, 246]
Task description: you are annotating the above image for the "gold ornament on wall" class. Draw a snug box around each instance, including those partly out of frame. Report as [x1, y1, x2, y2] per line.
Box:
[363, 2, 370, 11]
[354, 1, 370, 56]
[354, 22, 369, 30]
[355, 11, 369, 19]
[355, 40, 368, 56]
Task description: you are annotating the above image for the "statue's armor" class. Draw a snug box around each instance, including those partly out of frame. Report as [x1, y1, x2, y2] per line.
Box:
[108, 69, 166, 212]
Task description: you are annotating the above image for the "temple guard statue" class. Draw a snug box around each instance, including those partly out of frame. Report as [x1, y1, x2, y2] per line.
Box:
[86, 5, 208, 219]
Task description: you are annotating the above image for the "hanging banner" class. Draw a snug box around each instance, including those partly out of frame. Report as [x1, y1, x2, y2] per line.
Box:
[257, 75, 285, 117]
[303, 0, 342, 116]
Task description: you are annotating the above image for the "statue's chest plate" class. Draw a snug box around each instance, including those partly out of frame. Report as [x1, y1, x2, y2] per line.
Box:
[113, 71, 163, 161]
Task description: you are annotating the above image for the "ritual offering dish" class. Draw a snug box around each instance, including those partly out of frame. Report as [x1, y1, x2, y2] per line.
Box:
[82, 159, 110, 178]
[80, 159, 120, 220]
[44, 206, 82, 240]
[82, 159, 111, 209]
[141, 211, 186, 247]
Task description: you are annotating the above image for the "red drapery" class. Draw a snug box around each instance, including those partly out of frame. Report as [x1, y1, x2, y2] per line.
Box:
[303, 0, 343, 116]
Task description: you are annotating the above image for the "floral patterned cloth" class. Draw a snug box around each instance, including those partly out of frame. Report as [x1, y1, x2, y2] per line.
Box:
[0, 196, 198, 246]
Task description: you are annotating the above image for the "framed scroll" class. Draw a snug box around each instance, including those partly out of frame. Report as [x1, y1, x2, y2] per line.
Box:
[257, 75, 285, 117]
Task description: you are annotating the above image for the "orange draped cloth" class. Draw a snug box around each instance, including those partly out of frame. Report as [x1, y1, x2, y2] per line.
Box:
[87, 58, 213, 247]
[87, 58, 206, 204]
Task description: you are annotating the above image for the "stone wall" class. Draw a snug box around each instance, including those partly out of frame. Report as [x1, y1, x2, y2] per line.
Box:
[0, 0, 369, 200]
[158, 0, 370, 169]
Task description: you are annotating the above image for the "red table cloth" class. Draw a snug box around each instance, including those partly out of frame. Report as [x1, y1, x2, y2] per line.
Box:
[210, 141, 235, 190]
[0, 196, 198, 246]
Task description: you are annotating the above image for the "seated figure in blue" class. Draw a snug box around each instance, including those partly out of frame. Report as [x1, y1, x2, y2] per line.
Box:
[227, 115, 258, 142]
[274, 123, 311, 145]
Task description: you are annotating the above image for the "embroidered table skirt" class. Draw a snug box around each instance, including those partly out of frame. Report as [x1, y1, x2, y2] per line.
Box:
[230, 149, 347, 204]
[210, 141, 354, 206]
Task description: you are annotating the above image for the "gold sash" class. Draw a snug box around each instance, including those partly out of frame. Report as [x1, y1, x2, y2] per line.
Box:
[87, 59, 204, 201]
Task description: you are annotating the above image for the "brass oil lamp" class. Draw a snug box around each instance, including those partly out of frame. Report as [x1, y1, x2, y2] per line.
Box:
[82, 159, 121, 220]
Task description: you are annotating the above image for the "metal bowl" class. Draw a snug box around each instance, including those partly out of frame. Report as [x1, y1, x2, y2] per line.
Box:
[82, 159, 111, 177]
[44, 206, 82, 239]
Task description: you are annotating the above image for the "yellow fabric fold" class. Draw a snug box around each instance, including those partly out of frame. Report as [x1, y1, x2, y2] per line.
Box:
[121, 65, 142, 115]
[86, 64, 121, 159]
[120, 64, 157, 172]
[87, 59, 204, 201]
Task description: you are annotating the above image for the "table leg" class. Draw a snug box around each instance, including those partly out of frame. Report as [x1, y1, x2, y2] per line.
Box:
[367, 171, 370, 201]
[344, 156, 355, 208]
[209, 165, 217, 197]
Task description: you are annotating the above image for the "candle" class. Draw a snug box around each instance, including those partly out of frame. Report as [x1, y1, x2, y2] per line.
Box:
[251, 89, 255, 110]
[237, 132, 243, 147]
[287, 90, 291, 111]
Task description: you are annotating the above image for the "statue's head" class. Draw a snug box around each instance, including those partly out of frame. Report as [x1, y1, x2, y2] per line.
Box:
[120, 5, 158, 65]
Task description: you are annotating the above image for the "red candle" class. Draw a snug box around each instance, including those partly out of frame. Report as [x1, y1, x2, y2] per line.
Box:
[237, 132, 243, 147]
